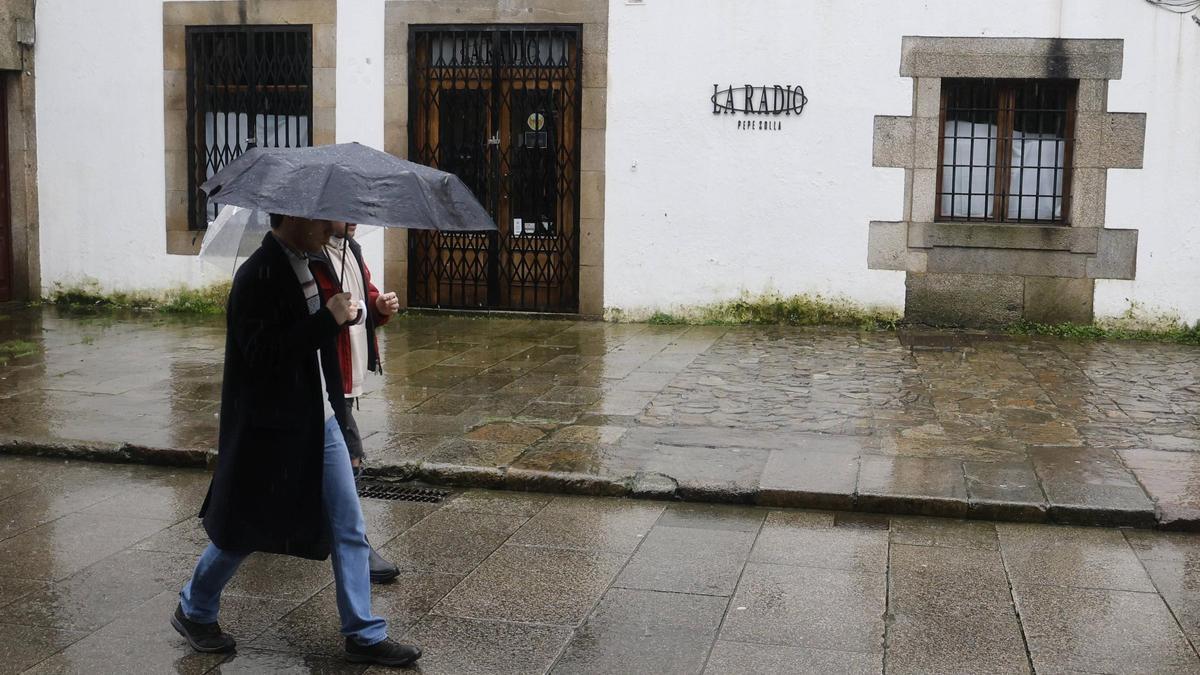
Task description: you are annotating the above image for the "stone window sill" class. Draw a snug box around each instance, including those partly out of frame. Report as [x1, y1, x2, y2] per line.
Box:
[915, 221, 1097, 254]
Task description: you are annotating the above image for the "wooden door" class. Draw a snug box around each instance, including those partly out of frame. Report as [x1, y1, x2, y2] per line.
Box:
[408, 26, 581, 312]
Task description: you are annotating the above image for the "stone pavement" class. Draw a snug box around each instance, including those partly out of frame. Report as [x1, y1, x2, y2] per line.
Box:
[1, 307, 1199, 528]
[3, 455, 1200, 674]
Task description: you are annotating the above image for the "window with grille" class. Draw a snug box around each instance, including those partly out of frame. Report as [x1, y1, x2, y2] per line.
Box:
[938, 78, 1076, 224]
[185, 26, 313, 230]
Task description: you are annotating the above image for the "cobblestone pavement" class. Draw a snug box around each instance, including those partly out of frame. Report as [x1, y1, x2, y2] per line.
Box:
[1, 308, 1199, 526]
[2, 455, 1200, 674]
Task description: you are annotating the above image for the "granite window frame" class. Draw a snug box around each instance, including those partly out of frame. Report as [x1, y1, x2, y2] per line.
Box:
[868, 37, 1147, 325]
[163, 0, 335, 255]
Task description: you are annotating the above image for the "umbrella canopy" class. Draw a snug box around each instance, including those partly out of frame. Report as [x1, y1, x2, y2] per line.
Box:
[197, 205, 272, 274]
[199, 142, 496, 232]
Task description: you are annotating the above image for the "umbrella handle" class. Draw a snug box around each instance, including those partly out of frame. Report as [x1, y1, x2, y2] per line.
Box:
[339, 236, 348, 295]
[322, 239, 348, 295]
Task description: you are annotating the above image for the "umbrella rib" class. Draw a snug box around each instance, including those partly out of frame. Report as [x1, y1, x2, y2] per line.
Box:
[407, 172, 440, 230]
[202, 149, 269, 198]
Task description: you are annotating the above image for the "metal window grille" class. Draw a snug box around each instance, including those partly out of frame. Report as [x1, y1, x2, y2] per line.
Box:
[408, 26, 582, 312]
[937, 78, 1077, 224]
[185, 26, 313, 230]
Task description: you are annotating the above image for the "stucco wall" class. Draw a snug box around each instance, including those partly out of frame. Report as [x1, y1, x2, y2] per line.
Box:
[36, 0, 184, 293]
[34, 0, 390, 295]
[604, 0, 1200, 323]
[332, 0, 385, 283]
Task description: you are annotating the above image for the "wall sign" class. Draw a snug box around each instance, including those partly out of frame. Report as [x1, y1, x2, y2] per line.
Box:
[712, 84, 808, 130]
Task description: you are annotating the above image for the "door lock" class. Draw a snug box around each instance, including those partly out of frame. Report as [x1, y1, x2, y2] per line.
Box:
[486, 133, 501, 146]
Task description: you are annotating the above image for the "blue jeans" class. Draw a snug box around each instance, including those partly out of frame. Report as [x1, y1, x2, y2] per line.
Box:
[179, 417, 388, 645]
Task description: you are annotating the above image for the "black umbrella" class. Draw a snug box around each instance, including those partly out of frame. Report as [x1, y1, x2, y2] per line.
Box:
[199, 142, 495, 290]
[199, 142, 496, 232]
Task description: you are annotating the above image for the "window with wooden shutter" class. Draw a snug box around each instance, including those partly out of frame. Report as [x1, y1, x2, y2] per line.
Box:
[937, 78, 1077, 224]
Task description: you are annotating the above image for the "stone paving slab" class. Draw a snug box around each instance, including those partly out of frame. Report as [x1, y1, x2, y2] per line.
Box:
[2, 308, 1200, 529]
[3, 455, 1198, 674]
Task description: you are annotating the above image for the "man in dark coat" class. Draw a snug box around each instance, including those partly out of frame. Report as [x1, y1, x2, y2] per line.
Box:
[170, 214, 421, 668]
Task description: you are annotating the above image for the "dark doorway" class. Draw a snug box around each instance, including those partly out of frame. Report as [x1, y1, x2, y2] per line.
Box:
[0, 79, 12, 303]
[408, 26, 582, 312]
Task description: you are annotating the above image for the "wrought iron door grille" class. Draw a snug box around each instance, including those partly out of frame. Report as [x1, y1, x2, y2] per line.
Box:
[409, 26, 582, 312]
[186, 25, 313, 230]
[937, 78, 1076, 224]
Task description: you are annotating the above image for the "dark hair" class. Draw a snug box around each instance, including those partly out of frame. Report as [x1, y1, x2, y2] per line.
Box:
[269, 213, 284, 229]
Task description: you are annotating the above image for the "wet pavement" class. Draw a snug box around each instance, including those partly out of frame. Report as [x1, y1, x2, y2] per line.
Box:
[1, 455, 1200, 674]
[1, 307, 1199, 528]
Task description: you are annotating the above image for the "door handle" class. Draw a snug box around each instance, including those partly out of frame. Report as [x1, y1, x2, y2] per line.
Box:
[487, 134, 500, 146]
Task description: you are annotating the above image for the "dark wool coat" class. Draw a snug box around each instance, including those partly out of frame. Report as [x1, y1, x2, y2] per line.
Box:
[199, 233, 347, 560]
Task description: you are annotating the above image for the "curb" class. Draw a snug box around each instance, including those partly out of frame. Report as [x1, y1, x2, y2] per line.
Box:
[0, 436, 1181, 531]
[0, 436, 214, 469]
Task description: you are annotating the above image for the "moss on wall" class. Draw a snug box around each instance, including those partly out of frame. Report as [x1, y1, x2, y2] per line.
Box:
[44, 280, 231, 315]
[607, 293, 902, 331]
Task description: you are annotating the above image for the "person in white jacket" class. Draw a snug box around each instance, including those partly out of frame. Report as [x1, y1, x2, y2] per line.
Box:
[315, 221, 402, 584]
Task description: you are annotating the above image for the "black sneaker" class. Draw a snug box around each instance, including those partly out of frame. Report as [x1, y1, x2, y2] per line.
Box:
[171, 603, 236, 653]
[344, 637, 422, 667]
[369, 544, 401, 584]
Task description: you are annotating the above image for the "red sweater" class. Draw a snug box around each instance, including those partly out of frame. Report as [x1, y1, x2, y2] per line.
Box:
[311, 260, 391, 395]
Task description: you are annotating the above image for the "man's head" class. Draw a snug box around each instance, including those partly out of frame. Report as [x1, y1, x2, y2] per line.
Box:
[270, 214, 333, 253]
[331, 221, 358, 239]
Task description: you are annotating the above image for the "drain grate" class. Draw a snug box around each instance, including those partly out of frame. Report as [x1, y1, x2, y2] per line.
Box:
[356, 482, 449, 503]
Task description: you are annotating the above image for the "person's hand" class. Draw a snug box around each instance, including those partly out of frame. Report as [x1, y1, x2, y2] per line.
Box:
[376, 291, 400, 316]
[326, 292, 354, 324]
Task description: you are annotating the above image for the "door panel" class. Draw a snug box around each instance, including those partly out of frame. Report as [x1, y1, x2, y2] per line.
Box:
[498, 83, 576, 310]
[419, 85, 494, 308]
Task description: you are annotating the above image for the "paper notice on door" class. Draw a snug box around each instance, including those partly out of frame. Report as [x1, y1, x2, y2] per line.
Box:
[524, 221, 536, 235]
[512, 218, 522, 236]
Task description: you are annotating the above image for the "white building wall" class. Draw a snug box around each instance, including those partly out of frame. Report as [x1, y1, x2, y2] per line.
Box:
[333, 0, 387, 283]
[35, 0, 189, 293]
[1091, 7, 1200, 323]
[31, 0, 1200, 323]
[33, 0, 394, 295]
[604, 0, 1200, 323]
